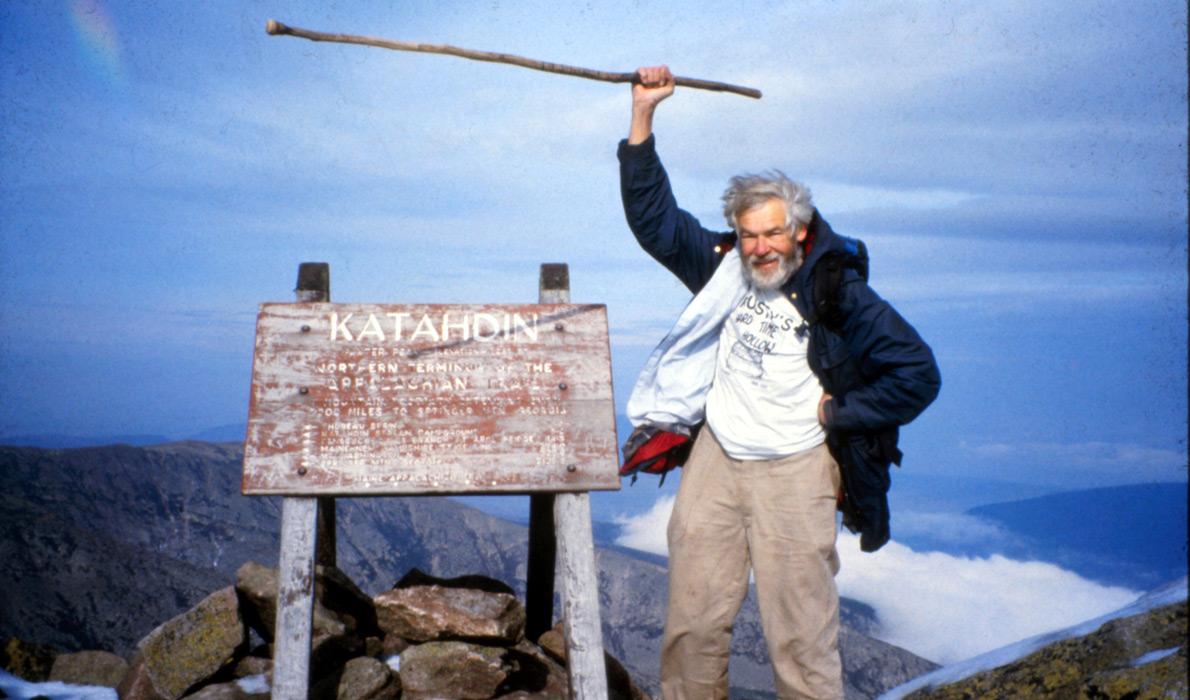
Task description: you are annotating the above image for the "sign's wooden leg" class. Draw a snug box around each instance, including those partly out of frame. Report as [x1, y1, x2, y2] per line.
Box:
[554, 492, 608, 699]
[527, 262, 568, 641]
[296, 264, 337, 572]
[272, 496, 318, 700]
[316, 497, 336, 568]
[526, 493, 557, 641]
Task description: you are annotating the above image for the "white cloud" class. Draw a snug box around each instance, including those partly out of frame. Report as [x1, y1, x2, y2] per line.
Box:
[613, 494, 674, 555]
[962, 440, 1188, 472]
[814, 182, 976, 213]
[890, 511, 1014, 548]
[613, 496, 1141, 664]
[835, 533, 1139, 664]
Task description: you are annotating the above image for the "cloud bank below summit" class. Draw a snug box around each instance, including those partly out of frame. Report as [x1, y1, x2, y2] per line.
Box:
[613, 495, 1139, 664]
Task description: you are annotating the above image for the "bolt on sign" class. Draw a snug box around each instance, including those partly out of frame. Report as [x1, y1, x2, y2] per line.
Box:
[243, 303, 619, 495]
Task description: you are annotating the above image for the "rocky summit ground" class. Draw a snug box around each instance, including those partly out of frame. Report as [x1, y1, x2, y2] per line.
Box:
[904, 598, 1187, 699]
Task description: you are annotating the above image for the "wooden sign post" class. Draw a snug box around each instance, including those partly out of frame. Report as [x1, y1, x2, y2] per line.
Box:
[244, 263, 617, 699]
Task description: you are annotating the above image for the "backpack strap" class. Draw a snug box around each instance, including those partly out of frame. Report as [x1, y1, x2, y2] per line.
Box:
[811, 239, 868, 331]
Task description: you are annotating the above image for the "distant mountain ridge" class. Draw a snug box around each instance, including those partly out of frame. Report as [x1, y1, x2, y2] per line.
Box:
[0, 441, 935, 699]
[0, 422, 248, 449]
[968, 483, 1188, 590]
[0, 433, 174, 449]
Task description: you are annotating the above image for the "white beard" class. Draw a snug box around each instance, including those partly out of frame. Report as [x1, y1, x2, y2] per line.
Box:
[743, 246, 802, 290]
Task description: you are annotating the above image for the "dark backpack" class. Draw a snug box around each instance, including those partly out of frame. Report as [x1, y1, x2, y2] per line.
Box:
[810, 240, 869, 331]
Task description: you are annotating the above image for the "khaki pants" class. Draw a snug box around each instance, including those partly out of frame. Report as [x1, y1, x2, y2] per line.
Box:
[660, 429, 843, 700]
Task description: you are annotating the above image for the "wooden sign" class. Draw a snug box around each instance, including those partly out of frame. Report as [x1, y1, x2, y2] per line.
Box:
[243, 302, 619, 496]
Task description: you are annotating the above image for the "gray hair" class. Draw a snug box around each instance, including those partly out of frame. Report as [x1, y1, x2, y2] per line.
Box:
[721, 170, 814, 231]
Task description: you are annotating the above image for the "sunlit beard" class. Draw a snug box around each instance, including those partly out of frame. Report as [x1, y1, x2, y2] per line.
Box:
[743, 247, 802, 289]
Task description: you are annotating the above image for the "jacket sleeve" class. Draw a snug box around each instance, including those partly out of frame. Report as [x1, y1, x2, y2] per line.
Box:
[618, 135, 729, 294]
[822, 276, 941, 432]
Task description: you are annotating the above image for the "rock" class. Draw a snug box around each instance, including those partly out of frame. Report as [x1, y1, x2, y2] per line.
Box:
[495, 640, 569, 699]
[49, 650, 129, 687]
[235, 562, 377, 642]
[375, 585, 525, 644]
[907, 600, 1187, 699]
[538, 624, 650, 700]
[1, 637, 56, 682]
[117, 654, 167, 700]
[380, 634, 410, 658]
[233, 562, 278, 642]
[1085, 645, 1187, 698]
[400, 641, 511, 699]
[136, 586, 247, 700]
[316, 566, 380, 637]
[311, 656, 401, 700]
[534, 628, 566, 664]
[179, 680, 269, 700]
[309, 632, 364, 683]
[231, 655, 271, 679]
[179, 682, 249, 700]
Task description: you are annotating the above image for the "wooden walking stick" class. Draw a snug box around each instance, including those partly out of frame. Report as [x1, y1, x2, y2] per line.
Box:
[266, 20, 762, 99]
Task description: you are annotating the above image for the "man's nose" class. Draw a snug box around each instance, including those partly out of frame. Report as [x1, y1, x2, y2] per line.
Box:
[754, 237, 770, 255]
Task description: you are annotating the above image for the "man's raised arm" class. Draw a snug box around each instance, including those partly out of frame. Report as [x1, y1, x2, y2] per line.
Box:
[619, 65, 730, 293]
[628, 65, 675, 144]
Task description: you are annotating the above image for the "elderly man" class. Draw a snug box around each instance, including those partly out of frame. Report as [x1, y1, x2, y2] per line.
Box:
[618, 66, 941, 699]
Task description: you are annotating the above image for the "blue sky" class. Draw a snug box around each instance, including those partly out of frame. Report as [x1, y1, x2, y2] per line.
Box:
[1, 0, 1186, 668]
[2, 1, 1184, 491]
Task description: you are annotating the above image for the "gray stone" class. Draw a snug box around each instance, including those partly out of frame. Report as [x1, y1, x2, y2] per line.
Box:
[136, 587, 247, 700]
[235, 562, 377, 642]
[233, 562, 278, 642]
[311, 657, 400, 700]
[400, 641, 510, 699]
[116, 654, 167, 700]
[380, 634, 410, 658]
[49, 650, 128, 687]
[316, 566, 380, 637]
[179, 679, 269, 700]
[375, 585, 525, 644]
[309, 632, 364, 684]
[179, 682, 249, 700]
[1, 637, 56, 682]
[230, 655, 271, 679]
[494, 640, 569, 699]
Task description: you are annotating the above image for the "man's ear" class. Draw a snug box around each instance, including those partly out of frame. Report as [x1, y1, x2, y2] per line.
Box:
[794, 224, 809, 243]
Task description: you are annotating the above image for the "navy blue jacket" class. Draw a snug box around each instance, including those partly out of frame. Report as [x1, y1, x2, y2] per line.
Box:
[618, 135, 941, 551]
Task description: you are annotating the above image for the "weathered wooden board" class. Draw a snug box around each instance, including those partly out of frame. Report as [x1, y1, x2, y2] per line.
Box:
[243, 303, 619, 496]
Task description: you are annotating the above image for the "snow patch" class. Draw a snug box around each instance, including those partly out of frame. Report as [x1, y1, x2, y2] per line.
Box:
[236, 673, 270, 694]
[1130, 646, 1180, 668]
[0, 669, 117, 700]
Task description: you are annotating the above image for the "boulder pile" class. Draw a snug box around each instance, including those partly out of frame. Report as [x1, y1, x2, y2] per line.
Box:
[2, 563, 650, 700]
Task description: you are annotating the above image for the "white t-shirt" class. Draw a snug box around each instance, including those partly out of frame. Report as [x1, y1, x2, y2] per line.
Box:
[705, 286, 826, 460]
